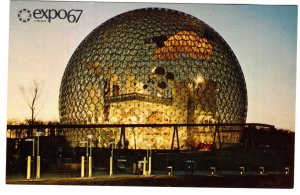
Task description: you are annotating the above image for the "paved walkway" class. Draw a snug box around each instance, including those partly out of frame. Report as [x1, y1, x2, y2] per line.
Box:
[6, 173, 293, 188]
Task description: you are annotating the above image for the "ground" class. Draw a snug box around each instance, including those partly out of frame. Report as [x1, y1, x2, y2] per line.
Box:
[6, 174, 293, 188]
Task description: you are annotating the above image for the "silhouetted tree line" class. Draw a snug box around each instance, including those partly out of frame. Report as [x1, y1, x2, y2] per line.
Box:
[240, 126, 295, 151]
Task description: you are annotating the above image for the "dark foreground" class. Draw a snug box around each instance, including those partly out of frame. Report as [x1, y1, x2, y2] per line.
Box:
[6, 174, 293, 188]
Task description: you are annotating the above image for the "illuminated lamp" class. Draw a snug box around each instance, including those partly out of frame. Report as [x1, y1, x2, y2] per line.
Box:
[259, 167, 265, 175]
[210, 166, 216, 175]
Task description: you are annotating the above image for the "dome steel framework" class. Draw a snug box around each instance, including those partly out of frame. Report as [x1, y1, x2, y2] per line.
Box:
[59, 8, 247, 148]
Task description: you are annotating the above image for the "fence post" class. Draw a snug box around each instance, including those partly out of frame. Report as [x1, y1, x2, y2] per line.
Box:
[148, 156, 152, 175]
[88, 156, 92, 178]
[27, 156, 31, 180]
[81, 156, 85, 178]
[36, 156, 41, 179]
[110, 156, 113, 177]
[143, 157, 147, 176]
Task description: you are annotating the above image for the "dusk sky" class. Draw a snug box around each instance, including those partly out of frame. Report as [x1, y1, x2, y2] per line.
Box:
[6, 0, 298, 131]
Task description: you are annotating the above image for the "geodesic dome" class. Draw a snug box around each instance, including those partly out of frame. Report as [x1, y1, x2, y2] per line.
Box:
[59, 8, 247, 148]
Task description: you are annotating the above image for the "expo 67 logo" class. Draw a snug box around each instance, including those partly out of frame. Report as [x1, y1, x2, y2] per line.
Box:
[18, 8, 83, 23]
[18, 9, 32, 22]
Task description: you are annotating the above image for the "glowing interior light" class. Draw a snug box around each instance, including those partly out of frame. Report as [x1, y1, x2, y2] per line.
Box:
[195, 75, 205, 85]
[110, 116, 118, 123]
[151, 67, 157, 74]
[155, 31, 213, 60]
[130, 115, 138, 123]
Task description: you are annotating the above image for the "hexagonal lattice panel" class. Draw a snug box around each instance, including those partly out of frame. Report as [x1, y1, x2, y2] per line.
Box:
[59, 8, 247, 148]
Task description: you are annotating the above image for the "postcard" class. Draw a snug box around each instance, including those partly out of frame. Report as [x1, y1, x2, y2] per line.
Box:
[5, 0, 297, 190]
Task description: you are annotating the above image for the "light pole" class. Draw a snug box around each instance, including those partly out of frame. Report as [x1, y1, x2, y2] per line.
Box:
[25, 138, 35, 180]
[35, 131, 44, 180]
[109, 141, 115, 177]
[79, 141, 88, 159]
[87, 134, 94, 178]
[79, 140, 88, 178]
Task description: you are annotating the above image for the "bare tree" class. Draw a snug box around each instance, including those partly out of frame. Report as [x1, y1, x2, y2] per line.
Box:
[19, 80, 44, 137]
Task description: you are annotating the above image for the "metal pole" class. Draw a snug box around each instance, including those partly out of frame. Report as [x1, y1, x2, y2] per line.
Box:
[27, 156, 31, 180]
[32, 139, 35, 162]
[86, 135, 94, 178]
[112, 143, 114, 158]
[86, 142, 88, 177]
[80, 140, 89, 177]
[171, 127, 175, 150]
[32, 139, 35, 180]
[90, 139, 92, 157]
[86, 143, 88, 159]
[37, 135, 39, 157]
[88, 137, 93, 178]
